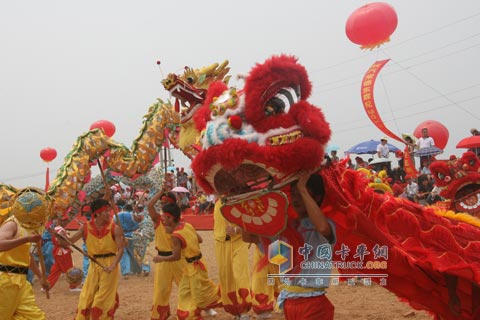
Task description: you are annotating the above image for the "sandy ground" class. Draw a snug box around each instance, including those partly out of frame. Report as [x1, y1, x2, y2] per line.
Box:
[33, 230, 432, 320]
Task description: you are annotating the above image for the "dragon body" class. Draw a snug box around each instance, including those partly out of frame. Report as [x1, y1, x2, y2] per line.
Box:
[1, 61, 230, 225]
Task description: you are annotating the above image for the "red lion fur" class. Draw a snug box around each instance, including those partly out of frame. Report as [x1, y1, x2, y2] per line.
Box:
[191, 56, 480, 319]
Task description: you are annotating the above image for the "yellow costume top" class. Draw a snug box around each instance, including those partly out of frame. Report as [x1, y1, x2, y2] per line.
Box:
[84, 220, 117, 255]
[0, 217, 30, 268]
[155, 220, 172, 252]
[213, 201, 241, 242]
[172, 222, 200, 259]
[198, 194, 207, 204]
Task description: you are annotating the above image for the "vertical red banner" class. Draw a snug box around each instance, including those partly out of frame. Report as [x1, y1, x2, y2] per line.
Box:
[403, 148, 418, 177]
[361, 59, 403, 143]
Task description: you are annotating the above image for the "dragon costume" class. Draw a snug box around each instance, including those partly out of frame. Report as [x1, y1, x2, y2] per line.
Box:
[190, 55, 480, 319]
[0, 61, 231, 227]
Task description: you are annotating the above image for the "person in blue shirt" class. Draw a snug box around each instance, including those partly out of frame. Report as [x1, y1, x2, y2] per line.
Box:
[278, 172, 336, 320]
[114, 203, 142, 276]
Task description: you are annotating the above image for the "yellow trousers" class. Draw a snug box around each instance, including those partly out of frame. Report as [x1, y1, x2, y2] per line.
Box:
[215, 238, 251, 316]
[150, 259, 186, 320]
[0, 272, 46, 320]
[75, 256, 120, 320]
[176, 260, 221, 320]
[251, 246, 281, 314]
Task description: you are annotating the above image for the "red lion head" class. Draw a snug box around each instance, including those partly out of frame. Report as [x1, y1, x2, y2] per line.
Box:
[430, 151, 480, 217]
[191, 55, 331, 236]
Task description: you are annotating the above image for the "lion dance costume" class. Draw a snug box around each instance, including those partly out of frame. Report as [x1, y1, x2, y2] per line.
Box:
[191, 55, 480, 320]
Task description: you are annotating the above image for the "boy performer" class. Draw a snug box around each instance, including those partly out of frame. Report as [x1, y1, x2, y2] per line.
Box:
[70, 198, 124, 320]
[0, 189, 50, 319]
[148, 191, 186, 320]
[251, 243, 281, 319]
[277, 173, 336, 320]
[213, 202, 251, 319]
[153, 201, 221, 319]
[47, 214, 79, 291]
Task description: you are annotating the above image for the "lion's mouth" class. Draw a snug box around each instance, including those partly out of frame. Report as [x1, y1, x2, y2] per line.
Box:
[454, 183, 480, 215]
[213, 163, 274, 196]
[163, 75, 206, 123]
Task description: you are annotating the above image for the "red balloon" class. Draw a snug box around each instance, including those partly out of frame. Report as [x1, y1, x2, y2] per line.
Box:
[40, 147, 57, 162]
[90, 120, 116, 137]
[413, 120, 449, 150]
[346, 2, 398, 49]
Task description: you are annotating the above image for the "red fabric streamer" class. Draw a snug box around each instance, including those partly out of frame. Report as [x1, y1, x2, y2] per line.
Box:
[361, 60, 403, 143]
[403, 148, 418, 177]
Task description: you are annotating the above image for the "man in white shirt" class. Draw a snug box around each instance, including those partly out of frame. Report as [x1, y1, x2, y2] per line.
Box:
[416, 127, 436, 168]
[377, 137, 390, 158]
[405, 176, 419, 202]
[416, 128, 435, 149]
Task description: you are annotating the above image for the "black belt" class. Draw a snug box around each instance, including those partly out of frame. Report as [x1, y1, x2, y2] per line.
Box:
[93, 253, 116, 258]
[157, 250, 173, 256]
[185, 253, 202, 263]
[0, 264, 28, 275]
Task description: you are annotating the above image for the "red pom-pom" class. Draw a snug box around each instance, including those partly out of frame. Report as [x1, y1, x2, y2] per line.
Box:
[156, 60, 161, 65]
[228, 115, 242, 130]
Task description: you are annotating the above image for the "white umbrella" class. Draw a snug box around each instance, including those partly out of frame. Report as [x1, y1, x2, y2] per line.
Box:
[369, 158, 391, 165]
[171, 186, 190, 193]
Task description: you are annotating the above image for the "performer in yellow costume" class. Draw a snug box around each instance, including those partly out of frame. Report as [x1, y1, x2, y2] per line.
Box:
[153, 202, 221, 320]
[70, 198, 124, 320]
[251, 243, 281, 319]
[213, 201, 252, 319]
[0, 189, 50, 320]
[147, 191, 186, 320]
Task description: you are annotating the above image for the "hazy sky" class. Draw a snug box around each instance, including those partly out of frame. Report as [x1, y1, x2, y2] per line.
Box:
[1, 0, 479, 188]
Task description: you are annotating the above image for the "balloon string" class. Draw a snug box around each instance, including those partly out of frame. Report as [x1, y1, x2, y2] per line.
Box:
[44, 166, 50, 191]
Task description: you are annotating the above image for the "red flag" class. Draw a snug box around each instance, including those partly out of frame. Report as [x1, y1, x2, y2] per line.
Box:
[361, 60, 403, 143]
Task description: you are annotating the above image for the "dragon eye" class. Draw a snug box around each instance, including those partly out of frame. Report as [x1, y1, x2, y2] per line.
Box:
[264, 86, 300, 116]
[187, 76, 195, 84]
[437, 173, 445, 180]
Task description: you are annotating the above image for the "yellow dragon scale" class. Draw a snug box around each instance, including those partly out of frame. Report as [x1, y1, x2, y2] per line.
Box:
[47, 100, 179, 216]
[1, 61, 229, 224]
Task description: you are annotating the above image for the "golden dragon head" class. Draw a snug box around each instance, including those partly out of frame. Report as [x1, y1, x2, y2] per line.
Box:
[162, 60, 231, 124]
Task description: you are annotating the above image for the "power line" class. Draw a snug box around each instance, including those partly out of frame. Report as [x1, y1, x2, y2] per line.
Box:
[313, 40, 480, 94]
[390, 11, 480, 49]
[1, 171, 44, 183]
[393, 32, 480, 64]
[388, 57, 480, 120]
[396, 41, 480, 70]
[311, 9, 480, 72]
[333, 95, 480, 134]
[315, 39, 480, 92]
[331, 82, 480, 128]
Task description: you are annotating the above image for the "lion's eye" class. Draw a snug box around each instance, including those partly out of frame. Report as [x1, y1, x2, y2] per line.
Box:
[264, 86, 300, 116]
[437, 173, 445, 180]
